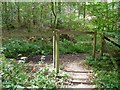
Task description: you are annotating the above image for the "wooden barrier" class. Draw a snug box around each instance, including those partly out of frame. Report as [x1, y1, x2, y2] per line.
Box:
[104, 36, 120, 48]
[58, 29, 95, 35]
[100, 33, 120, 69]
[3, 29, 97, 73]
[100, 33, 120, 56]
[53, 30, 59, 73]
[53, 30, 96, 73]
[100, 33, 105, 56]
[93, 32, 97, 59]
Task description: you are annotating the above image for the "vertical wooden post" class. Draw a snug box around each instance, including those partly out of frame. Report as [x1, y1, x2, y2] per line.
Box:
[55, 31, 59, 73]
[53, 31, 56, 68]
[100, 33, 104, 56]
[53, 30, 59, 73]
[93, 32, 97, 59]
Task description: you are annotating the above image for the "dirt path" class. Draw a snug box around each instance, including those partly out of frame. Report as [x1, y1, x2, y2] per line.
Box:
[27, 53, 95, 88]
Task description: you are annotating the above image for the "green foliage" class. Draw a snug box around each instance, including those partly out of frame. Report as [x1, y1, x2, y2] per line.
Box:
[60, 39, 92, 54]
[3, 38, 52, 58]
[86, 56, 115, 71]
[94, 71, 119, 89]
[86, 55, 119, 89]
[3, 37, 93, 58]
[1, 55, 69, 89]
[87, 2, 118, 33]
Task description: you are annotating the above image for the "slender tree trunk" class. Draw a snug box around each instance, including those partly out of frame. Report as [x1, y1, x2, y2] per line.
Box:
[51, 2, 57, 28]
[32, 2, 36, 26]
[4, 2, 9, 30]
[83, 2, 86, 26]
[118, 1, 120, 44]
[51, 11, 53, 28]
[10, 3, 13, 23]
[56, 2, 61, 29]
[77, 3, 81, 19]
[17, 2, 20, 23]
[40, 4, 43, 30]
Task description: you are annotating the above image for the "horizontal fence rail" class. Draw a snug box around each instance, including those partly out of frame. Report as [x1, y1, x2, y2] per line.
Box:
[104, 36, 120, 48]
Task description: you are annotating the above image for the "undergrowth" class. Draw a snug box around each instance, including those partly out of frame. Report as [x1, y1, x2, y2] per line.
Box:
[2, 38, 92, 58]
[0, 54, 69, 89]
[86, 55, 119, 89]
[2, 38, 53, 58]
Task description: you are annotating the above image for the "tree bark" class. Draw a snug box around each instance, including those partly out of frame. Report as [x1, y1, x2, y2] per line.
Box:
[93, 32, 97, 59]
[4, 2, 9, 30]
[118, 1, 120, 44]
[51, 2, 57, 28]
[15, 2, 20, 23]
[83, 2, 86, 26]
[32, 2, 36, 25]
[56, 2, 61, 29]
[77, 3, 81, 19]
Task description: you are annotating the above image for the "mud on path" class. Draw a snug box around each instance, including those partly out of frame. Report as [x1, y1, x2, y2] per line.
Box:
[27, 53, 95, 88]
[27, 53, 91, 72]
[27, 53, 87, 64]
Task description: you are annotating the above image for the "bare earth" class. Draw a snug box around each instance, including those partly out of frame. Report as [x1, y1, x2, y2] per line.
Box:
[27, 53, 95, 89]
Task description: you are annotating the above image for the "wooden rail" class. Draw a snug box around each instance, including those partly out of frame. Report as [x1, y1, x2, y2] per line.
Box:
[56, 29, 95, 35]
[100, 33, 119, 69]
[104, 36, 120, 48]
[100, 33, 120, 56]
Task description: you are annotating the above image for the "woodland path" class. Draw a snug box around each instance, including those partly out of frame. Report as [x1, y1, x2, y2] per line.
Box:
[27, 53, 95, 89]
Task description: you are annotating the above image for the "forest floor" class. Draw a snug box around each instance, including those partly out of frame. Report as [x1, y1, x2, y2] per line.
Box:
[27, 53, 96, 89]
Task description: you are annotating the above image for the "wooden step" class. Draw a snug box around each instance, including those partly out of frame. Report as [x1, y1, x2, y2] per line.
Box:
[64, 70, 93, 73]
[69, 73, 90, 80]
[71, 79, 93, 84]
[69, 84, 96, 88]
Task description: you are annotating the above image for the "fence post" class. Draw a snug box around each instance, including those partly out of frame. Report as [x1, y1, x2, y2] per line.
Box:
[55, 31, 59, 73]
[53, 30, 59, 73]
[93, 32, 97, 59]
[53, 31, 56, 68]
[100, 33, 105, 56]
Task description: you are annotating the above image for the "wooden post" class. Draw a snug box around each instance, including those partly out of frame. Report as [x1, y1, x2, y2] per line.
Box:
[55, 31, 59, 73]
[100, 33, 105, 56]
[93, 32, 97, 59]
[53, 31, 56, 68]
[53, 30, 59, 73]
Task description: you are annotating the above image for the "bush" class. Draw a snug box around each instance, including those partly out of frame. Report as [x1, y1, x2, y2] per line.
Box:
[94, 71, 119, 89]
[86, 55, 115, 71]
[3, 38, 53, 58]
[3, 38, 92, 58]
[60, 39, 92, 54]
[85, 55, 119, 89]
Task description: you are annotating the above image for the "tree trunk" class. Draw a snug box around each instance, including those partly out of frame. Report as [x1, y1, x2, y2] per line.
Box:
[118, 1, 120, 44]
[77, 3, 81, 19]
[32, 2, 36, 26]
[15, 2, 20, 23]
[40, 4, 43, 30]
[83, 2, 86, 26]
[51, 2, 57, 28]
[93, 32, 97, 59]
[56, 2, 61, 29]
[4, 2, 9, 30]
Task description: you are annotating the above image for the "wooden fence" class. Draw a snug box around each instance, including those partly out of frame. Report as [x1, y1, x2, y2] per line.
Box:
[53, 29, 97, 73]
[2, 29, 97, 73]
[100, 33, 120, 56]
